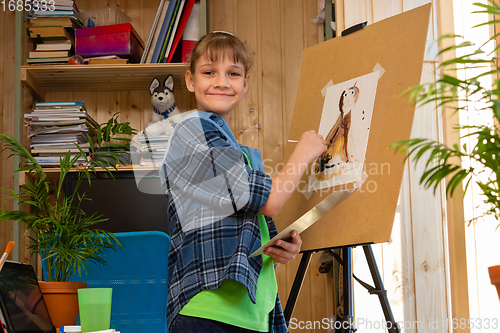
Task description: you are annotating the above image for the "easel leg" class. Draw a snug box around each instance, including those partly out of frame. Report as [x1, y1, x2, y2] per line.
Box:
[284, 251, 313, 325]
[284, 246, 400, 332]
[362, 245, 401, 333]
[342, 246, 356, 333]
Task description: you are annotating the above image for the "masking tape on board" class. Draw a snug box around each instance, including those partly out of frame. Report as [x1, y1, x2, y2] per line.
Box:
[321, 79, 334, 97]
[373, 63, 385, 79]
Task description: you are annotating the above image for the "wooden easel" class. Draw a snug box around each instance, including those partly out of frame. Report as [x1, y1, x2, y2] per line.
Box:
[273, 5, 432, 332]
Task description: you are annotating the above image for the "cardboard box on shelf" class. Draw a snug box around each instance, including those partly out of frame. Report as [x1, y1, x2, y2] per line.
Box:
[75, 23, 144, 63]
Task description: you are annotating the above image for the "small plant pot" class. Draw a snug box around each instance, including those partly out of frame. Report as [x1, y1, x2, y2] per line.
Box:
[39, 281, 87, 328]
[488, 265, 500, 301]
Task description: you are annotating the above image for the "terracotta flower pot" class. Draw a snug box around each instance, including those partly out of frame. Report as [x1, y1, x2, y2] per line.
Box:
[488, 265, 500, 301]
[39, 281, 87, 328]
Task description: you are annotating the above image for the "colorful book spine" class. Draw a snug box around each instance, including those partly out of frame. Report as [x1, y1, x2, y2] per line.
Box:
[159, 0, 185, 63]
[151, 0, 178, 63]
[166, 0, 195, 63]
[181, 2, 200, 63]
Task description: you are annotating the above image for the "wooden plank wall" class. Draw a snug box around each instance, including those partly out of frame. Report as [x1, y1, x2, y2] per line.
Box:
[0, 10, 16, 263]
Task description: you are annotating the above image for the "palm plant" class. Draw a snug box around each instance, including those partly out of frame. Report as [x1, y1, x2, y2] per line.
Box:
[391, 1, 500, 223]
[0, 112, 137, 281]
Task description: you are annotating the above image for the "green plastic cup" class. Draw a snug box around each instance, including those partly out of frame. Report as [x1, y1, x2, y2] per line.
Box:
[78, 288, 112, 333]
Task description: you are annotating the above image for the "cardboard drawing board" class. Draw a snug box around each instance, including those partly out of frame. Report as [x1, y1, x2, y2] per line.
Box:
[273, 4, 432, 252]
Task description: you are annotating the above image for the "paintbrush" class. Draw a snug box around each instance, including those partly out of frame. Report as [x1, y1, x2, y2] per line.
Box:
[0, 241, 15, 272]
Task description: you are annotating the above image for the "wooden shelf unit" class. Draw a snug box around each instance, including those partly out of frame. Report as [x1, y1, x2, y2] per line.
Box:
[21, 63, 190, 102]
[9, 0, 207, 264]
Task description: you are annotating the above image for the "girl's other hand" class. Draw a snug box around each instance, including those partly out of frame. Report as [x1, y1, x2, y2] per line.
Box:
[292, 130, 327, 165]
[263, 231, 302, 264]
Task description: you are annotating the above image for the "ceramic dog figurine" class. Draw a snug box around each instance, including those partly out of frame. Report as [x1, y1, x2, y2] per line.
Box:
[149, 76, 181, 126]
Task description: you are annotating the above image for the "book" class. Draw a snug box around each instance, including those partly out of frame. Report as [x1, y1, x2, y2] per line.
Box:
[138, 135, 170, 143]
[35, 154, 87, 162]
[51, 5, 74, 11]
[26, 114, 89, 120]
[158, 0, 184, 63]
[27, 26, 74, 40]
[31, 148, 88, 154]
[29, 117, 82, 123]
[29, 16, 82, 28]
[51, 0, 75, 6]
[28, 124, 90, 137]
[83, 55, 122, 63]
[151, 0, 178, 63]
[141, 0, 167, 63]
[31, 105, 85, 111]
[33, 158, 89, 167]
[33, 10, 77, 17]
[89, 58, 128, 64]
[31, 110, 85, 114]
[28, 112, 86, 116]
[146, 1, 170, 63]
[27, 57, 71, 64]
[35, 101, 85, 107]
[30, 142, 91, 148]
[29, 115, 98, 128]
[29, 50, 71, 58]
[25, 112, 88, 118]
[166, 0, 195, 63]
[181, 2, 200, 62]
[35, 42, 73, 51]
[27, 120, 88, 127]
[159, 0, 186, 63]
[31, 133, 88, 144]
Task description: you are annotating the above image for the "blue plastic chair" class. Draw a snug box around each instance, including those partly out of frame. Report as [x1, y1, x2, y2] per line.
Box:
[43, 231, 170, 333]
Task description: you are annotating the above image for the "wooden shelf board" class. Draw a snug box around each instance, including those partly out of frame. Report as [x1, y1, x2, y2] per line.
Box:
[21, 63, 189, 98]
[36, 165, 157, 172]
[19, 165, 158, 185]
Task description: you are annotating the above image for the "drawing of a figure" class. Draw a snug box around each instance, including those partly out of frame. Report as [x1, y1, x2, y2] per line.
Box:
[315, 83, 359, 181]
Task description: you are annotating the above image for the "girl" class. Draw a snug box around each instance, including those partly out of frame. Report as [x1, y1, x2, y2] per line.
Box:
[160, 32, 327, 333]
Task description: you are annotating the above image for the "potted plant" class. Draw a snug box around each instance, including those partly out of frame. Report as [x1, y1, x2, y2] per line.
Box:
[0, 112, 137, 327]
[92, 112, 136, 165]
[391, 1, 500, 301]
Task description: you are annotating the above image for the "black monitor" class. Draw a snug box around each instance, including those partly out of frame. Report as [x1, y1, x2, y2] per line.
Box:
[0, 261, 55, 333]
[64, 171, 169, 234]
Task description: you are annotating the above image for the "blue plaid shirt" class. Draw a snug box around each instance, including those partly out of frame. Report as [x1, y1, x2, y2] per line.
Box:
[159, 111, 287, 332]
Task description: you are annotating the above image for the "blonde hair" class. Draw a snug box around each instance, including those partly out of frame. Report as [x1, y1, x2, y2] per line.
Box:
[189, 32, 252, 74]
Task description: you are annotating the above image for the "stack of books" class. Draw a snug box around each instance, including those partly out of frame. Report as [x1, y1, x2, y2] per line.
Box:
[141, 0, 199, 64]
[27, 0, 82, 65]
[31, 0, 80, 18]
[25, 101, 98, 167]
[136, 135, 170, 166]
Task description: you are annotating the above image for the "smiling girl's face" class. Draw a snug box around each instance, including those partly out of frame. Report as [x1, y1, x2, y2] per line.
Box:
[185, 53, 249, 122]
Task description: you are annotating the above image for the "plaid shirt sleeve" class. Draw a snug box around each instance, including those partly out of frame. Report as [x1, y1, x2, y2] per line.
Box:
[164, 116, 272, 221]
